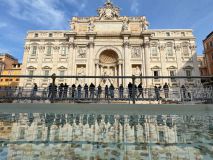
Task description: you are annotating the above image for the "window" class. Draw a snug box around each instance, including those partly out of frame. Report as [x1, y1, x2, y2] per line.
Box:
[210, 41, 213, 47]
[151, 46, 158, 56]
[167, 45, 173, 56]
[16, 79, 19, 81]
[29, 70, 34, 76]
[59, 71, 65, 76]
[32, 46, 37, 55]
[49, 33, 53, 37]
[37, 129, 43, 140]
[44, 70, 49, 76]
[181, 32, 185, 36]
[46, 46, 52, 56]
[19, 128, 25, 139]
[170, 71, 175, 77]
[182, 44, 189, 56]
[154, 71, 159, 79]
[186, 70, 191, 77]
[159, 131, 165, 142]
[61, 46, 67, 56]
[212, 53, 213, 60]
[35, 33, 38, 37]
[166, 32, 170, 36]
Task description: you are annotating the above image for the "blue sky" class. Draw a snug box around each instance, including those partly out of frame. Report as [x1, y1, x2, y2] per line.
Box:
[0, 0, 212, 62]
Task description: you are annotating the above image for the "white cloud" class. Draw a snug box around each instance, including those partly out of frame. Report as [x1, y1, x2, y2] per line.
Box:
[131, 0, 139, 14]
[2, 0, 66, 29]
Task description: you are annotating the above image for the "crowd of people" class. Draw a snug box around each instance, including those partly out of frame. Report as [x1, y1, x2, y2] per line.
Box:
[30, 82, 190, 101]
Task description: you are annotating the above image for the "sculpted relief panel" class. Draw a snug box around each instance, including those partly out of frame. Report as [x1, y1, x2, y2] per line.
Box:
[131, 47, 141, 58]
[77, 47, 87, 58]
[76, 65, 86, 84]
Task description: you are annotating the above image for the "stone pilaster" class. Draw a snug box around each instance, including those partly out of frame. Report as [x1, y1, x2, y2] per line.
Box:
[143, 40, 151, 87]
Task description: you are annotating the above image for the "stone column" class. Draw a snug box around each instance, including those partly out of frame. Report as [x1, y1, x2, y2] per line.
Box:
[69, 43, 75, 85]
[143, 41, 151, 87]
[123, 42, 130, 86]
[88, 42, 94, 84]
[119, 64, 122, 85]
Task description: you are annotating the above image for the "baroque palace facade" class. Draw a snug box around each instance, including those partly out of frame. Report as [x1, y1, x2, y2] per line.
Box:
[20, 0, 200, 88]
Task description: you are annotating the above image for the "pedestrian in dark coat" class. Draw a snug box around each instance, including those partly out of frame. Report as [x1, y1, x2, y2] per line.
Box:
[97, 84, 102, 100]
[109, 84, 115, 99]
[137, 83, 144, 99]
[71, 84, 76, 98]
[105, 85, 109, 99]
[163, 83, 169, 98]
[63, 83, 68, 98]
[128, 82, 133, 98]
[119, 84, 124, 99]
[59, 83, 64, 98]
[84, 83, 89, 99]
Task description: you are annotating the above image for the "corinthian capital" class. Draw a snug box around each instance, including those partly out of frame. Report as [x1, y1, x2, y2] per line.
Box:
[142, 42, 150, 48]
[189, 45, 197, 50]
[24, 46, 30, 51]
[123, 41, 130, 47]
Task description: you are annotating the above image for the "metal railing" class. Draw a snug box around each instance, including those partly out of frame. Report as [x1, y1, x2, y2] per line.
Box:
[0, 74, 213, 104]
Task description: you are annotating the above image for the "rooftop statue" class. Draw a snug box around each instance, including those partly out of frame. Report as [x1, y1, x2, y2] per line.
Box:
[141, 16, 150, 31]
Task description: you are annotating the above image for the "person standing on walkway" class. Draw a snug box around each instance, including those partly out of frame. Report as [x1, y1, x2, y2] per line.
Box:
[32, 83, 38, 97]
[59, 83, 64, 99]
[154, 86, 160, 101]
[119, 84, 124, 99]
[109, 84, 115, 99]
[89, 83, 95, 99]
[84, 83, 89, 99]
[63, 83, 68, 98]
[97, 84, 102, 100]
[48, 83, 53, 98]
[128, 82, 133, 98]
[163, 83, 169, 98]
[181, 85, 186, 99]
[71, 84, 76, 99]
[137, 83, 144, 99]
[105, 85, 109, 100]
[77, 84, 82, 99]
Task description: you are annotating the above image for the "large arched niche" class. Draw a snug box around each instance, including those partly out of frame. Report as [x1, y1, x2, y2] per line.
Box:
[99, 49, 119, 64]
[96, 46, 122, 60]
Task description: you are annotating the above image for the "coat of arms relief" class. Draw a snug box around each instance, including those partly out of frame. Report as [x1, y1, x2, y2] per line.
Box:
[98, 0, 120, 20]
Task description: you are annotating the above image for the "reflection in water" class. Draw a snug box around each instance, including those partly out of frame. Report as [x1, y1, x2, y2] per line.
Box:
[0, 113, 213, 159]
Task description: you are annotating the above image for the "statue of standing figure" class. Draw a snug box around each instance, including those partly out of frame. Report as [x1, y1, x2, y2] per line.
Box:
[122, 16, 129, 31]
[141, 16, 149, 31]
[88, 18, 95, 32]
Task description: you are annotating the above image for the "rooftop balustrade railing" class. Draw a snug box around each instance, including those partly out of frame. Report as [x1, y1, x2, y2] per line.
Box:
[0, 74, 213, 104]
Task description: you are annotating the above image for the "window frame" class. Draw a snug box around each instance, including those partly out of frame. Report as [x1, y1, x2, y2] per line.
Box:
[46, 46, 52, 56]
[61, 46, 67, 56]
[31, 46, 37, 56]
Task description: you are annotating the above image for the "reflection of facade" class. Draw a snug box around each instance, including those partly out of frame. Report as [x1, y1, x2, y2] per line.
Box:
[20, 1, 199, 88]
[1, 113, 211, 159]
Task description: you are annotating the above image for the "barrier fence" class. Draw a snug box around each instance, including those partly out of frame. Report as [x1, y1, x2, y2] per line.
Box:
[0, 74, 213, 104]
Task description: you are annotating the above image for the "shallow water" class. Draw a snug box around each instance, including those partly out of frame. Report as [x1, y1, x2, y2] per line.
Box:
[0, 113, 212, 160]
